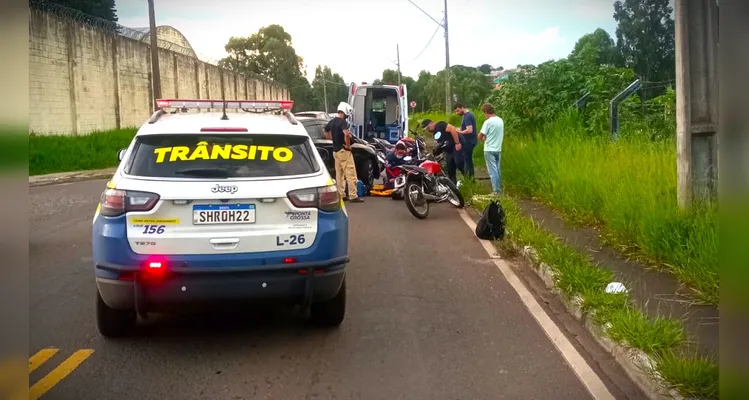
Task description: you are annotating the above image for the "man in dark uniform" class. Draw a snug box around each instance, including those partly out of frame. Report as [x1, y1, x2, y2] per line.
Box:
[455, 103, 477, 178]
[323, 102, 363, 202]
[420, 119, 465, 184]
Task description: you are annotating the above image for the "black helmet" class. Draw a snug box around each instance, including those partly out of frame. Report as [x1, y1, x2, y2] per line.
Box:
[420, 119, 432, 129]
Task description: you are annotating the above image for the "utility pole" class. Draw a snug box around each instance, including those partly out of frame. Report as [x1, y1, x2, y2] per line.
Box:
[674, 0, 719, 209]
[443, 0, 451, 114]
[405, 0, 451, 112]
[322, 75, 329, 113]
[147, 0, 161, 111]
[396, 44, 402, 86]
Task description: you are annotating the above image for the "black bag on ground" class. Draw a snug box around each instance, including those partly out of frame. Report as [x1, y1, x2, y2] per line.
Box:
[475, 200, 506, 240]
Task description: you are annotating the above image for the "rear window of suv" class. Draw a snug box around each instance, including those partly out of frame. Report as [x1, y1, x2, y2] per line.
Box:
[126, 133, 320, 179]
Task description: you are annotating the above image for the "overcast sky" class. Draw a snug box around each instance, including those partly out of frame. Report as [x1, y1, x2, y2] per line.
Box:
[117, 0, 620, 83]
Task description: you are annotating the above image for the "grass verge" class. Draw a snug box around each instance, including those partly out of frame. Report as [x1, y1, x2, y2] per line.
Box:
[410, 112, 718, 305]
[29, 128, 137, 176]
[458, 177, 718, 399]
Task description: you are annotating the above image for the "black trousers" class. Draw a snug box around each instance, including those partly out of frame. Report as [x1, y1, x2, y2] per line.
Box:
[445, 150, 465, 184]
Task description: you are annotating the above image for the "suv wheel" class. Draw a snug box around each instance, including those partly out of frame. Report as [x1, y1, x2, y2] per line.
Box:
[309, 277, 346, 327]
[96, 290, 136, 338]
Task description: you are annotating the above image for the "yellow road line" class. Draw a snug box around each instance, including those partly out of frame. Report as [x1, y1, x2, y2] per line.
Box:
[29, 349, 58, 373]
[29, 349, 94, 400]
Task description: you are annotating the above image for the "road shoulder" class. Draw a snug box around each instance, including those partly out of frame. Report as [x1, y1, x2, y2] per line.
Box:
[29, 168, 116, 187]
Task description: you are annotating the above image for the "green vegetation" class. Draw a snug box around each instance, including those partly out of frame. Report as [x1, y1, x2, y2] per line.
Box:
[29, 129, 136, 176]
[410, 109, 717, 305]
[220, 26, 349, 113]
[458, 180, 718, 399]
[401, 0, 715, 305]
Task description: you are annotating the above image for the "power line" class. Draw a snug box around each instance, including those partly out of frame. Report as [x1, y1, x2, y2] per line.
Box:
[409, 18, 444, 64]
[405, 0, 444, 27]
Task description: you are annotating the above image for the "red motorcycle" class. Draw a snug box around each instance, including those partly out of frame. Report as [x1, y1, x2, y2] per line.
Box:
[391, 136, 464, 219]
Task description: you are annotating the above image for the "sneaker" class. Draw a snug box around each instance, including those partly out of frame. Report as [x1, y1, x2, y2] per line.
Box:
[349, 197, 364, 203]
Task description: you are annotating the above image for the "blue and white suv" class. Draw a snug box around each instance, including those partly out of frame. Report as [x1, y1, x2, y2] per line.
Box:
[92, 99, 349, 337]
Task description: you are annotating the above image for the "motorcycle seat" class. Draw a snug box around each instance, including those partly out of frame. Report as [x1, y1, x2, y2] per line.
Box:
[401, 165, 428, 174]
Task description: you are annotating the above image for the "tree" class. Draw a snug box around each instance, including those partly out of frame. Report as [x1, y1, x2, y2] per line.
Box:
[613, 0, 675, 99]
[478, 64, 493, 74]
[46, 0, 118, 22]
[570, 28, 619, 66]
[311, 65, 348, 112]
[425, 66, 492, 111]
[411, 71, 433, 112]
[221, 25, 305, 86]
[220, 25, 317, 111]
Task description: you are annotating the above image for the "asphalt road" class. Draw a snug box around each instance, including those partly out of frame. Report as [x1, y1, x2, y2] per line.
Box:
[29, 179, 644, 400]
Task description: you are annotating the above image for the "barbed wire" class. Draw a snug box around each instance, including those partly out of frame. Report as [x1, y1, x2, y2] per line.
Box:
[28, 0, 283, 88]
[29, 0, 205, 60]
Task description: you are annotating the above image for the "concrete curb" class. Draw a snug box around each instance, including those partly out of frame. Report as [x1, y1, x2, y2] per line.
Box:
[29, 168, 116, 187]
[466, 200, 686, 400]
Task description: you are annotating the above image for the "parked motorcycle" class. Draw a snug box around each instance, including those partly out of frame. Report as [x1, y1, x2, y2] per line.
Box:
[391, 132, 464, 219]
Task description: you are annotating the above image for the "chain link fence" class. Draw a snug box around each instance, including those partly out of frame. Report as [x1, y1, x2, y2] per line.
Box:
[618, 80, 677, 141]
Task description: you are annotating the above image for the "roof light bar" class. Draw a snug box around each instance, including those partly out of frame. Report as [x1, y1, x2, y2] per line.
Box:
[155, 99, 294, 110]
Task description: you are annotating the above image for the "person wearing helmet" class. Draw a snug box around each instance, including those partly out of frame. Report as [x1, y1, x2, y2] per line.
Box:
[420, 118, 465, 184]
[323, 102, 363, 202]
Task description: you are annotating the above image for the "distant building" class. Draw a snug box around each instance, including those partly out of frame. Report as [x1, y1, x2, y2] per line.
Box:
[490, 68, 517, 89]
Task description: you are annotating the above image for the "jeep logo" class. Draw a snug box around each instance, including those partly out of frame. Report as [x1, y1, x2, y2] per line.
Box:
[211, 184, 238, 194]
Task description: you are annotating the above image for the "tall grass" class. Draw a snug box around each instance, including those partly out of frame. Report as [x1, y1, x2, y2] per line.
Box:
[29, 128, 137, 176]
[410, 112, 718, 304]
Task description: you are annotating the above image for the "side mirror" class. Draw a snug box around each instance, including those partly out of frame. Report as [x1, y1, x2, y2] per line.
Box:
[117, 149, 127, 161]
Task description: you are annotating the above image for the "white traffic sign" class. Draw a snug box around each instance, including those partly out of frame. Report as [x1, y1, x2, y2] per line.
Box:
[410, 101, 416, 108]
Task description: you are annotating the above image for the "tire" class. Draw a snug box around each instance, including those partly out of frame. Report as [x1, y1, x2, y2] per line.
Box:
[357, 158, 374, 190]
[404, 181, 429, 219]
[310, 277, 346, 327]
[440, 177, 465, 208]
[96, 290, 136, 338]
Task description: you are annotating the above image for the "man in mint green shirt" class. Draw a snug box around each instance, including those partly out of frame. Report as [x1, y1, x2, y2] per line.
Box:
[478, 103, 504, 194]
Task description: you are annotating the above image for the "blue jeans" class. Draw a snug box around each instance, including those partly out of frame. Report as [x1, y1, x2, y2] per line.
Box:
[462, 137, 477, 178]
[484, 151, 501, 193]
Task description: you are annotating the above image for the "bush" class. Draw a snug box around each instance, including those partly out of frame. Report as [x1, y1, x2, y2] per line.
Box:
[29, 129, 137, 176]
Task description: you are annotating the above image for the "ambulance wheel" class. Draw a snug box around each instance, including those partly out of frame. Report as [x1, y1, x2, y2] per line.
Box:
[96, 290, 136, 338]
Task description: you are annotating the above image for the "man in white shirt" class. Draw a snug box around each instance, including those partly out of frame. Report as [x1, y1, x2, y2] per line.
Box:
[477, 103, 505, 194]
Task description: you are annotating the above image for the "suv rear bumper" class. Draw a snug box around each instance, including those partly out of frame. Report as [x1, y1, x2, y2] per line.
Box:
[92, 209, 349, 312]
[96, 257, 347, 311]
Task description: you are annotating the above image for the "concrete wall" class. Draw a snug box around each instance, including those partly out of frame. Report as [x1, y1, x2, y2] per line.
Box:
[29, 9, 290, 135]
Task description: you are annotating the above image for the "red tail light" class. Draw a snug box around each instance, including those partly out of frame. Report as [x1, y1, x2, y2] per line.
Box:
[141, 257, 168, 280]
[399, 85, 404, 97]
[287, 185, 341, 212]
[99, 189, 160, 217]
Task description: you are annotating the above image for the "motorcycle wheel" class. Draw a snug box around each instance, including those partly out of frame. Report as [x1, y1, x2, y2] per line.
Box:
[439, 177, 465, 208]
[404, 182, 429, 219]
